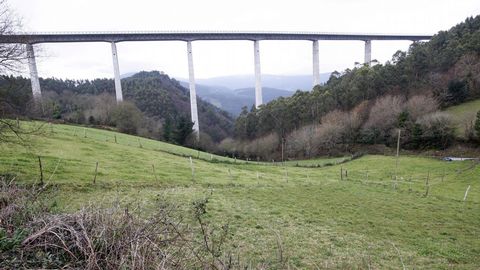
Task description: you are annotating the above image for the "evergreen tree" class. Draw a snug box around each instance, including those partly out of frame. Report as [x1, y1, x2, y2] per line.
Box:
[234, 106, 248, 139]
[475, 111, 480, 138]
[163, 117, 173, 142]
[173, 116, 194, 145]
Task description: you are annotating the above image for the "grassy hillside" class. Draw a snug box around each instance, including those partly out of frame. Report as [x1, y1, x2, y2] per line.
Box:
[1, 122, 479, 268]
[445, 98, 480, 137]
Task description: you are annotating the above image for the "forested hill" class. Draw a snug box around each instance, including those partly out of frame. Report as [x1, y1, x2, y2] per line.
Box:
[121, 71, 234, 142]
[0, 71, 234, 144]
[236, 15, 480, 140]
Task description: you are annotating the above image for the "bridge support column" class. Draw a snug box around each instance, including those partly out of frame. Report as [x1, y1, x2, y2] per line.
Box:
[26, 44, 41, 101]
[312, 40, 320, 86]
[254, 40, 263, 108]
[111, 42, 123, 102]
[364, 40, 372, 65]
[187, 41, 200, 141]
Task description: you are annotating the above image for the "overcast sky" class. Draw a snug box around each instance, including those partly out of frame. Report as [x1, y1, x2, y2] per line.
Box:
[11, 0, 480, 80]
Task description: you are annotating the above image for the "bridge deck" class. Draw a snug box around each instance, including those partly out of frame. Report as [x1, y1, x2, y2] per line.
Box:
[0, 31, 433, 44]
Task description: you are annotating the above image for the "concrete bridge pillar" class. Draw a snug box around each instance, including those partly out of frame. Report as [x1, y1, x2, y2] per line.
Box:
[26, 44, 41, 101]
[364, 40, 372, 65]
[312, 40, 320, 86]
[254, 40, 263, 108]
[110, 42, 123, 102]
[187, 41, 200, 141]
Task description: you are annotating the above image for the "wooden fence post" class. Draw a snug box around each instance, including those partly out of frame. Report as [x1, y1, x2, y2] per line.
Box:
[424, 172, 430, 197]
[93, 161, 98, 184]
[38, 156, 44, 185]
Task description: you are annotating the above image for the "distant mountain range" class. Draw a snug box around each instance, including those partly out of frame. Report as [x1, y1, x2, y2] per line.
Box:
[123, 72, 331, 115]
[191, 73, 331, 91]
[177, 73, 331, 115]
[180, 83, 294, 115]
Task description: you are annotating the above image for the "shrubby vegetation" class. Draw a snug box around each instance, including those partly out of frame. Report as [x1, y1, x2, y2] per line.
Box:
[0, 71, 234, 146]
[226, 94, 456, 160]
[227, 15, 480, 159]
[0, 178, 278, 269]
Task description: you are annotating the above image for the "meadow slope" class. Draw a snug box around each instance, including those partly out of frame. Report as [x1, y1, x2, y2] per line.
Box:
[1, 122, 479, 269]
[444, 98, 480, 137]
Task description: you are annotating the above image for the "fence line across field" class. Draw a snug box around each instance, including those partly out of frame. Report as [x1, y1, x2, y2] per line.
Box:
[3, 157, 459, 187]
[2, 154, 475, 203]
[5, 124, 477, 203]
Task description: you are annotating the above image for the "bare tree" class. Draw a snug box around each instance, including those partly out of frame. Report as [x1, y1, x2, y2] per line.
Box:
[0, 1, 40, 143]
[405, 95, 439, 121]
[0, 0, 25, 73]
[363, 95, 406, 138]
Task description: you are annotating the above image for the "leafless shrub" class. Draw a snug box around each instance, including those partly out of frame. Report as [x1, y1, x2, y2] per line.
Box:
[285, 106, 368, 157]
[1, 179, 275, 269]
[185, 132, 216, 152]
[416, 112, 455, 149]
[319, 109, 361, 151]
[363, 95, 406, 138]
[218, 137, 237, 154]
[405, 95, 439, 121]
[313, 120, 345, 153]
[350, 100, 370, 124]
[111, 101, 144, 135]
[0, 174, 50, 244]
[417, 112, 453, 128]
[20, 201, 196, 269]
[84, 93, 117, 125]
[286, 120, 347, 157]
[285, 124, 317, 158]
[246, 132, 279, 160]
[1, 177, 35, 230]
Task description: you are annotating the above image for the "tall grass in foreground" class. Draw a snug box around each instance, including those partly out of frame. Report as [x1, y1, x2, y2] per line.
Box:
[0, 176, 287, 269]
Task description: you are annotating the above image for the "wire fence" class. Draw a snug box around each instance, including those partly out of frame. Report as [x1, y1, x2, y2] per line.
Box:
[1, 123, 477, 204]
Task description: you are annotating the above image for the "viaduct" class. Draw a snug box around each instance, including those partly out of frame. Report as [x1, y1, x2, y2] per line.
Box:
[0, 31, 432, 139]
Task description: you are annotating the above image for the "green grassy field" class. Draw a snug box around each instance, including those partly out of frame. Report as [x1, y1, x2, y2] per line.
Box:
[1, 121, 479, 268]
[445, 98, 480, 137]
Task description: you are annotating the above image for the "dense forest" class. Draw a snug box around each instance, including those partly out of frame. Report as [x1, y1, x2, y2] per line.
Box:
[0, 71, 234, 147]
[227, 15, 480, 159]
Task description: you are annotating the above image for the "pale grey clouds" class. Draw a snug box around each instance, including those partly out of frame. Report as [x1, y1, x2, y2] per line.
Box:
[10, 0, 480, 79]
